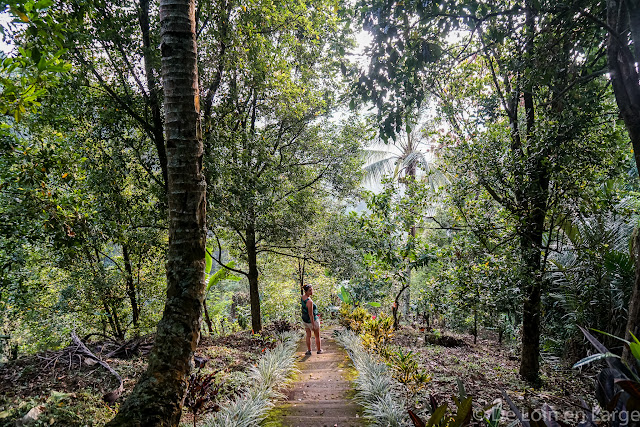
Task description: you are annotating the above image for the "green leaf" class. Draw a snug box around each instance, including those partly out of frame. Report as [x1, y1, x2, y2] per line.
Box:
[205, 249, 212, 275]
[590, 328, 630, 345]
[35, 0, 54, 9]
[340, 286, 352, 305]
[367, 302, 381, 307]
[451, 396, 472, 427]
[630, 342, 640, 362]
[205, 261, 237, 294]
[427, 404, 448, 427]
[10, 6, 30, 23]
[572, 352, 620, 369]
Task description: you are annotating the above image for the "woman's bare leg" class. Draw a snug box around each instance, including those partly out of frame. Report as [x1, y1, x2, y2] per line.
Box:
[305, 327, 312, 352]
[314, 323, 321, 352]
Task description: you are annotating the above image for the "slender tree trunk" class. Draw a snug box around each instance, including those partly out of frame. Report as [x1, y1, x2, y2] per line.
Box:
[112, 304, 125, 340]
[103, 300, 123, 340]
[247, 222, 262, 332]
[516, 3, 547, 384]
[393, 281, 409, 330]
[107, 1, 206, 424]
[203, 299, 214, 335]
[123, 244, 140, 332]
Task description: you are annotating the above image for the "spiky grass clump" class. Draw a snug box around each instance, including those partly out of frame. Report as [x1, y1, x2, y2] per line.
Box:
[335, 330, 409, 427]
[202, 331, 301, 427]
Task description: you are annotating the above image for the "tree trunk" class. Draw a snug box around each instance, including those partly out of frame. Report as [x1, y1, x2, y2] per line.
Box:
[107, 1, 206, 424]
[518, 216, 545, 383]
[624, 229, 640, 363]
[392, 281, 409, 330]
[122, 244, 139, 332]
[103, 300, 123, 340]
[247, 223, 262, 333]
[203, 299, 214, 336]
[607, 0, 640, 361]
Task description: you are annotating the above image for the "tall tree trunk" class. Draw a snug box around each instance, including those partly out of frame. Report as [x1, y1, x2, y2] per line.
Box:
[607, 0, 640, 363]
[624, 229, 640, 362]
[518, 144, 548, 383]
[107, 0, 206, 424]
[517, 3, 547, 383]
[122, 244, 140, 332]
[247, 222, 262, 333]
[519, 232, 542, 383]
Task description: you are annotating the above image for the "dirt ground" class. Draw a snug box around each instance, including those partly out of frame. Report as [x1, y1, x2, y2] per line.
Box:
[390, 326, 598, 424]
[0, 324, 289, 426]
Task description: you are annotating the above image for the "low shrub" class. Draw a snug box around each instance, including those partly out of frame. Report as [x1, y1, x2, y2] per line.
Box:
[202, 331, 300, 427]
[361, 314, 394, 353]
[339, 305, 370, 333]
[335, 330, 408, 427]
[383, 347, 431, 398]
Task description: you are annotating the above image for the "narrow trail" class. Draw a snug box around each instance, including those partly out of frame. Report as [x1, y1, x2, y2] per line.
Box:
[265, 328, 367, 427]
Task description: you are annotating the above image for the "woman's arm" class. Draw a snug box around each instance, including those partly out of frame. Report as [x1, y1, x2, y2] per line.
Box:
[306, 299, 315, 330]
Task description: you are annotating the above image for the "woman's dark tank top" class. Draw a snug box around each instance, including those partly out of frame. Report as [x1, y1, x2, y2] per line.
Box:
[301, 296, 318, 323]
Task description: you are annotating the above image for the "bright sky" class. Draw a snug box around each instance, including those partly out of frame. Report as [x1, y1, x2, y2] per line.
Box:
[0, 11, 15, 55]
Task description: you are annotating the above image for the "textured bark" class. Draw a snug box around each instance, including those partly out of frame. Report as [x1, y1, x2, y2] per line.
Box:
[107, 0, 206, 425]
[247, 223, 262, 332]
[607, 0, 640, 361]
[515, 4, 547, 383]
[517, 127, 548, 384]
[122, 244, 140, 331]
[519, 233, 543, 382]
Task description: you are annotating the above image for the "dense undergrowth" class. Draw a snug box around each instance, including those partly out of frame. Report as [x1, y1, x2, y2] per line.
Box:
[0, 321, 296, 426]
[337, 305, 608, 426]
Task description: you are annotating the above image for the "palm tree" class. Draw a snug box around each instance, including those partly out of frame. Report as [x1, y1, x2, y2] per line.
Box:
[107, 1, 207, 425]
[363, 121, 444, 189]
[362, 113, 447, 319]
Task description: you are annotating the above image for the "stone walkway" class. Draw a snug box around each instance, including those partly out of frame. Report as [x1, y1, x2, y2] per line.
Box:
[264, 329, 367, 427]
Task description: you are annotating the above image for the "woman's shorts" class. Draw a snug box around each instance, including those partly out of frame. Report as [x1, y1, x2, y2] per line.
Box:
[303, 319, 320, 330]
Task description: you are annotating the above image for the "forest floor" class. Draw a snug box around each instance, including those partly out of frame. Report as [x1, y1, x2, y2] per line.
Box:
[390, 326, 597, 425]
[0, 323, 599, 426]
[0, 325, 285, 426]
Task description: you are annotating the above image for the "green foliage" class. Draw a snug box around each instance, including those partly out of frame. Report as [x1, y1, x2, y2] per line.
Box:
[572, 327, 640, 425]
[204, 331, 300, 427]
[339, 304, 371, 333]
[206, 261, 241, 295]
[337, 285, 353, 306]
[0, 0, 71, 120]
[361, 314, 394, 353]
[384, 347, 431, 396]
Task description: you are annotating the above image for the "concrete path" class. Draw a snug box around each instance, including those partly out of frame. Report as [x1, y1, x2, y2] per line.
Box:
[264, 329, 367, 427]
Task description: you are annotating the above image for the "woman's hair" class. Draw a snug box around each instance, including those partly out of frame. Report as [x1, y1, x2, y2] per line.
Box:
[303, 284, 313, 293]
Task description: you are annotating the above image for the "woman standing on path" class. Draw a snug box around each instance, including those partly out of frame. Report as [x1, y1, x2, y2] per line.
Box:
[301, 284, 323, 355]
